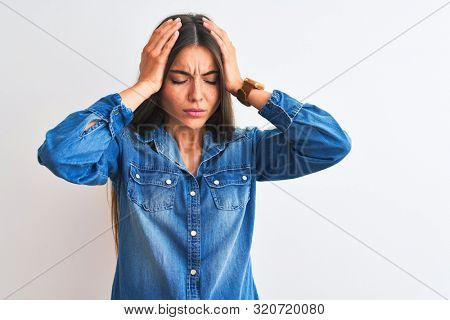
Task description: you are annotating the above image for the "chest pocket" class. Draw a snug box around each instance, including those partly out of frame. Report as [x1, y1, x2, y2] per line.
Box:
[204, 166, 251, 211]
[127, 163, 179, 213]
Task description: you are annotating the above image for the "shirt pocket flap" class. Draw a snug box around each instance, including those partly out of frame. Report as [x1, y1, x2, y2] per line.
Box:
[129, 164, 179, 187]
[204, 166, 251, 188]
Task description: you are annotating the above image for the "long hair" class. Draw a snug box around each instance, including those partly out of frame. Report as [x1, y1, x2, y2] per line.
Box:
[108, 13, 237, 257]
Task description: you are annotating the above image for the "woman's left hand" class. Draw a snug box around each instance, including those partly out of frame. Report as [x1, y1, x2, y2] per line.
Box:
[202, 17, 243, 96]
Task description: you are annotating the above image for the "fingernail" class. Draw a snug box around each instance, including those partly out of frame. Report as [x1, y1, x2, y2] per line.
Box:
[175, 17, 181, 21]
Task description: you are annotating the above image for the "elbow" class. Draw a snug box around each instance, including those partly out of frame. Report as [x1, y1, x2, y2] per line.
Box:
[334, 130, 352, 162]
[37, 142, 108, 186]
[37, 142, 64, 178]
[37, 140, 63, 170]
[37, 142, 53, 168]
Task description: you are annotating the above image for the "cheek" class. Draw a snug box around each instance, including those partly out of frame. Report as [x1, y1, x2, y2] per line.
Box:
[207, 86, 220, 100]
[162, 83, 185, 102]
[159, 87, 177, 113]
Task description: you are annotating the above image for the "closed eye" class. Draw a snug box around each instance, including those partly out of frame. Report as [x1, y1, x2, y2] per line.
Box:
[171, 79, 217, 85]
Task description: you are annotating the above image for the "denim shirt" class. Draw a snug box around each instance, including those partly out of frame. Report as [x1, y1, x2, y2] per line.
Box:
[37, 89, 351, 300]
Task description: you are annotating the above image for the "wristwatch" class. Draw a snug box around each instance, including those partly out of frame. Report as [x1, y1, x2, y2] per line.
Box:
[236, 77, 265, 106]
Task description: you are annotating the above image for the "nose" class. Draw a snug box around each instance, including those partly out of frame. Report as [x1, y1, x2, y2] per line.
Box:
[189, 76, 204, 102]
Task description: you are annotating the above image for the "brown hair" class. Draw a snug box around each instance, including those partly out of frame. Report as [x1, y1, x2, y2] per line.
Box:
[108, 13, 238, 257]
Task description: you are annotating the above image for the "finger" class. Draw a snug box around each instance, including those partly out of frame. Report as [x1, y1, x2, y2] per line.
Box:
[145, 19, 177, 51]
[161, 29, 180, 56]
[210, 29, 230, 57]
[144, 19, 172, 47]
[202, 19, 231, 45]
[153, 20, 182, 53]
[145, 19, 179, 52]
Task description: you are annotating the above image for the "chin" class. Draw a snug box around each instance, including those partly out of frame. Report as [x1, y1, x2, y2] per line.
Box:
[174, 117, 206, 130]
[166, 112, 208, 130]
[184, 121, 207, 130]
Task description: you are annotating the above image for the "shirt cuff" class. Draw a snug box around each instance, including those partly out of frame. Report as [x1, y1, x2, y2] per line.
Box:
[257, 89, 304, 132]
[86, 93, 134, 138]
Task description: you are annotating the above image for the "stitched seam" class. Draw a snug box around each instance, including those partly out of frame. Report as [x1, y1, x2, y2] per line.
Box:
[203, 164, 251, 176]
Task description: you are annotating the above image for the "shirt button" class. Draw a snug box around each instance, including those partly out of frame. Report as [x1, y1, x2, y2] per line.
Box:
[190, 269, 197, 276]
[242, 175, 248, 181]
[191, 230, 197, 236]
[190, 190, 196, 196]
[135, 173, 140, 179]
[213, 179, 220, 185]
[165, 179, 172, 185]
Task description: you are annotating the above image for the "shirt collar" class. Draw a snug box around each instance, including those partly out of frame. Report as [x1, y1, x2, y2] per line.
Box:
[133, 125, 249, 173]
[135, 125, 248, 152]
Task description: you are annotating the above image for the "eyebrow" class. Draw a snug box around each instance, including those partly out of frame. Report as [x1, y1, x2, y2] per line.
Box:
[169, 69, 219, 76]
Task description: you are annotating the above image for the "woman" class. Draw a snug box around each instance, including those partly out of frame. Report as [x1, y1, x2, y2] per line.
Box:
[37, 13, 352, 300]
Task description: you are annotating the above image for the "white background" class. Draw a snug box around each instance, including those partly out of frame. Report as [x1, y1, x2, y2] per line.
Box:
[1, 0, 449, 299]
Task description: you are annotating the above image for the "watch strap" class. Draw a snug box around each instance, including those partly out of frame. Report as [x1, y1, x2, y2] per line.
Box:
[237, 78, 265, 106]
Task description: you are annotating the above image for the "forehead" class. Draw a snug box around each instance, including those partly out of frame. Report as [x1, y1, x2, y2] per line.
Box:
[171, 46, 217, 70]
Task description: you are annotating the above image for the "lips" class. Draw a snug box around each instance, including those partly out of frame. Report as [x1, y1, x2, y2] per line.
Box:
[183, 108, 206, 112]
[183, 108, 206, 118]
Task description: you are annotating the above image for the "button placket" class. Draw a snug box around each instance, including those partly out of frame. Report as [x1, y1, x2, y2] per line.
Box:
[187, 177, 200, 299]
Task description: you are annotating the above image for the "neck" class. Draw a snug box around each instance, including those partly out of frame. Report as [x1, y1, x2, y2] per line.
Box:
[164, 122, 205, 152]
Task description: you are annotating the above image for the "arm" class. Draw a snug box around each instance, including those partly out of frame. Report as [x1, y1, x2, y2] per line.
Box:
[38, 15, 184, 185]
[37, 92, 135, 186]
[83, 82, 151, 131]
[250, 89, 352, 181]
[197, 18, 351, 181]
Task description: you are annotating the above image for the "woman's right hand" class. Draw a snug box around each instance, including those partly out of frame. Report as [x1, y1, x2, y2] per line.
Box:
[137, 17, 182, 95]
[119, 17, 182, 111]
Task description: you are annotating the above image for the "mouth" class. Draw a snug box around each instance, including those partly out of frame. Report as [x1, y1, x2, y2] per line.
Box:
[183, 108, 206, 118]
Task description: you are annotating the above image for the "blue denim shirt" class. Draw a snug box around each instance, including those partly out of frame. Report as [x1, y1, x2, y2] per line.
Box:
[37, 89, 351, 300]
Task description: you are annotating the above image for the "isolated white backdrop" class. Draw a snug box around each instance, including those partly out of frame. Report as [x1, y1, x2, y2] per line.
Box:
[1, 0, 449, 299]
